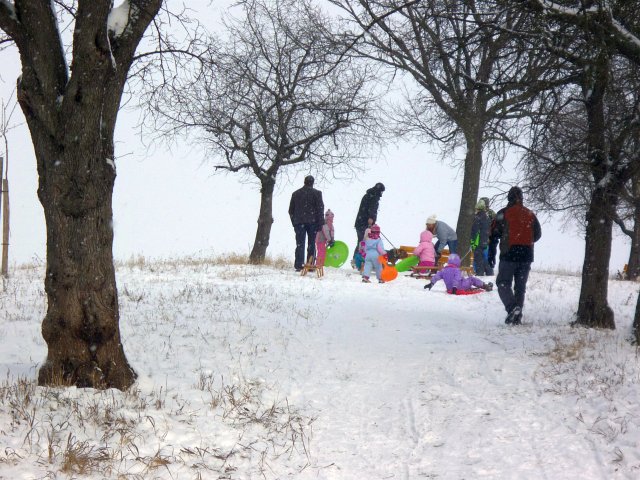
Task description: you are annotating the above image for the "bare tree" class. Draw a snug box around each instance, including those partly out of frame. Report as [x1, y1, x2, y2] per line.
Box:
[512, 0, 640, 331]
[0, 1, 167, 389]
[150, 0, 378, 264]
[329, 0, 561, 262]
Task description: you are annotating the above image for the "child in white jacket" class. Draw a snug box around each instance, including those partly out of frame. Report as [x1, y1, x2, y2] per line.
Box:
[315, 209, 335, 267]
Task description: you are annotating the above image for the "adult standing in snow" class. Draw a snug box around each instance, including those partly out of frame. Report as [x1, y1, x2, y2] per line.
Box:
[354, 183, 385, 263]
[426, 215, 458, 260]
[470, 199, 493, 276]
[289, 175, 324, 272]
[488, 186, 542, 325]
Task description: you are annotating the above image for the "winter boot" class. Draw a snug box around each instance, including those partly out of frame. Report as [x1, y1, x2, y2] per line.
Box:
[378, 279, 385, 284]
[505, 306, 522, 325]
[482, 282, 493, 292]
[362, 276, 371, 283]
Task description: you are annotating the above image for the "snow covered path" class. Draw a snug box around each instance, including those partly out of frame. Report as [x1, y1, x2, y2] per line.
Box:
[237, 267, 636, 479]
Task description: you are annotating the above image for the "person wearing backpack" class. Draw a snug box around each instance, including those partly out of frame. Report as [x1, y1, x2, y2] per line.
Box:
[488, 187, 542, 325]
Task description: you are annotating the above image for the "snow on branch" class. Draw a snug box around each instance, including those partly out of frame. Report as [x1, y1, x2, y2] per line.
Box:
[108, 0, 131, 37]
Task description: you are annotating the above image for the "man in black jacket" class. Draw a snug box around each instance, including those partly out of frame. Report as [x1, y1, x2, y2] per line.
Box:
[353, 183, 385, 261]
[289, 176, 324, 271]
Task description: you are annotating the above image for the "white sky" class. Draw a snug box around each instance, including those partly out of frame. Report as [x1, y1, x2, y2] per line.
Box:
[0, 0, 632, 273]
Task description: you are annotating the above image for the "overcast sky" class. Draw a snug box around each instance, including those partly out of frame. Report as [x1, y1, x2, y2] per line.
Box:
[0, 1, 631, 273]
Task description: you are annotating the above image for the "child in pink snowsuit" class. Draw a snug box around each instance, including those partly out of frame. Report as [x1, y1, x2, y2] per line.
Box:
[424, 253, 493, 294]
[413, 229, 436, 267]
[315, 209, 335, 266]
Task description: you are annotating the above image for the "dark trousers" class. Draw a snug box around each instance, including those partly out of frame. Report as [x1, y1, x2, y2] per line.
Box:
[473, 246, 494, 276]
[354, 226, 366, 259]
[496, 260, 531, 313]
[294, 223, 318, 270]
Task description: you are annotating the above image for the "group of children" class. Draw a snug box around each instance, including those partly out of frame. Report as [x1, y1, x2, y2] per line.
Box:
[314, 209, 493, 294]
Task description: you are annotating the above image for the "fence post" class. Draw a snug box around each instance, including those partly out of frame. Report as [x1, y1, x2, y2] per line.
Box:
[0, 155, 7, 277]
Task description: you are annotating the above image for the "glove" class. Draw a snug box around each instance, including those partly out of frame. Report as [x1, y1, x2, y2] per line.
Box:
[451, 287, 458, 295]
[488, 256, 495, 268]
[328, 240, 335, 248]
[424, 282, 434, 290]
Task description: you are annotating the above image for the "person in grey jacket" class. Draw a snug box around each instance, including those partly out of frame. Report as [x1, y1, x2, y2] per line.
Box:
[289, 176, 324, 271]
[426, 214, 458, 259]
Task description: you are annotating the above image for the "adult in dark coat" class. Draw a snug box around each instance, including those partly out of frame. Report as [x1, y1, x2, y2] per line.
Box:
[289, 176, 324, 271]
[489, 186, 542, 325]
[354, 183, 385, 258]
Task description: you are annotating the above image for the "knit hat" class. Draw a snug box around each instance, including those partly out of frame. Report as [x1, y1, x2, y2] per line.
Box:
[374, 182, 385, 192]
[475, 199, 486, 211]
[369, 224, 381, 239]
[426, 214, 437, 225]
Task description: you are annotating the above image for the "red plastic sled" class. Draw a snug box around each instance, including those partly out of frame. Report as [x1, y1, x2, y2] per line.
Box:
[447, 288, 485, 295]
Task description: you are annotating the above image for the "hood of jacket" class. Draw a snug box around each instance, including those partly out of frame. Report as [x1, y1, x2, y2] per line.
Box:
[419, 230, 433, 243]
[447, 253, 461, 267]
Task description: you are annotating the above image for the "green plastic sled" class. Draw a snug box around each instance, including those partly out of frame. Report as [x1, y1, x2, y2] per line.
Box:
[395, 255, 419, 272]
[324, 240, 349, 268]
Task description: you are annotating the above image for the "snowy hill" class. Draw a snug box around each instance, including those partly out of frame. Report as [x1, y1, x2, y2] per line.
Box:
[0, 258, 639, 479]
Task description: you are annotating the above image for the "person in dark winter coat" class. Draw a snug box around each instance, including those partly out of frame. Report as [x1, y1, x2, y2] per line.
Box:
[354, 183, 385, 261]
[289, 175, 324, 271]
[470, 199, 493, 276]
[488, 186, 542, 325]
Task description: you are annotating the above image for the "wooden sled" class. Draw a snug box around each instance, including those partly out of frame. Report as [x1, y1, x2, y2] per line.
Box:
[300, 256, 324, 278]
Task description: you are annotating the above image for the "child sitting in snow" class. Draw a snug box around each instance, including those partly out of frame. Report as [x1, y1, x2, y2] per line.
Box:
[413, 229, 436, 267]
[315, 209, 335, 267]
[424, 253, 493, 294]
[362, 224, 387, 283]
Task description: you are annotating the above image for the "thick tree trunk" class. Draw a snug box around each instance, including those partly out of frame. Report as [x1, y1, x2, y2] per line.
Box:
[627, 215, 640, 281]
[626, 179, 640, 280]
[30, 120, 136, 390]
[456, 126, 484, 266]
[1, 0, 162, 390]
[249, 177, 276, 264]
[633, 293, 640, 344]
[575, 188, 615, 329]
[574, 53, 615, 330]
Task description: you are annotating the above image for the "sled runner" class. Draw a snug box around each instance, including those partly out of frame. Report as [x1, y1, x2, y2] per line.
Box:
[301, 256, 324, 278]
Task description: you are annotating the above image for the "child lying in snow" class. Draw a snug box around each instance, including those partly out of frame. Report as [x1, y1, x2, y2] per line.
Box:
[424, 253, 493, 294]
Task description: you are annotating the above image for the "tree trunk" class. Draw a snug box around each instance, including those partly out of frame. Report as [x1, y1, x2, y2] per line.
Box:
[1, 0, 162, 389]
[28, 113, 136, 390]
[574, 52, 615, 330]
[455, 125, 483, 266]
[633, 292, 640, 344]
[249, 177, 276, 264]
[575, 188, 616, 329]
[626, 178, 640, 280]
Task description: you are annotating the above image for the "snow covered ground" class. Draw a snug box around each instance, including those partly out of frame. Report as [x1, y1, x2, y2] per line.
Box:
[0, 257, 639, 479]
